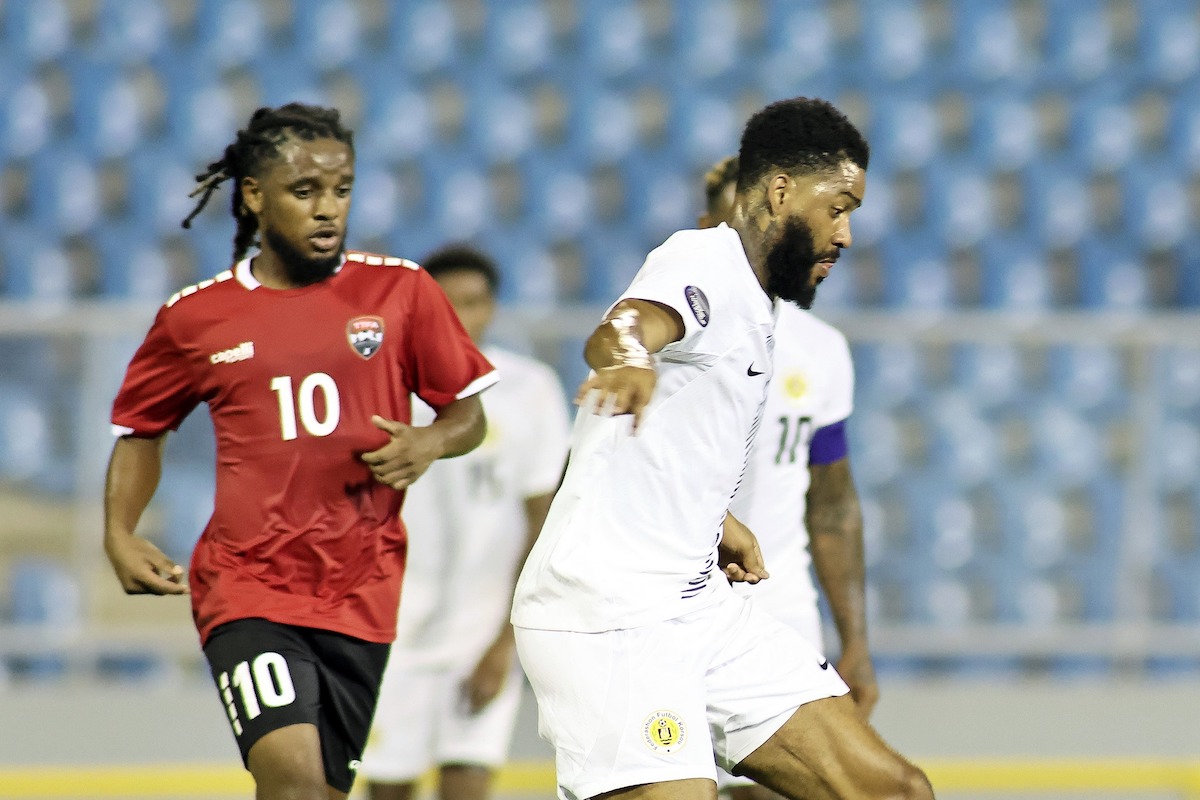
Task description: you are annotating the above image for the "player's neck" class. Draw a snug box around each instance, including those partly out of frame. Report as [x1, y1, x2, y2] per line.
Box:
[249, 246, 332, 291]
[730, 219, 771, 295]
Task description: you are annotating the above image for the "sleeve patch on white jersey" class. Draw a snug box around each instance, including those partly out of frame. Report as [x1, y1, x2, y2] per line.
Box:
[684, 285, 710, 327]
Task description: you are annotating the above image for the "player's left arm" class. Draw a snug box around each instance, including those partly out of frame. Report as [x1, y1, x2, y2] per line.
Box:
[362, 397, 486, 491]
[807, 444, 877, 719]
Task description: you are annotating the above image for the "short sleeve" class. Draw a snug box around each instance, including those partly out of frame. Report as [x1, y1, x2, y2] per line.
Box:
[616, 241, 717, 353]
[519, 364, 571, 497]
[815, 329, 855, 429]
[111, 306, 202, 437]
[405, 269, 498, 409]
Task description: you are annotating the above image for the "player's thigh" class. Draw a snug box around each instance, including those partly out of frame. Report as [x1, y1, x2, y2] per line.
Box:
[309, 628, 391, 795]
[204, 619, 323, 772]
[436, 661, 523, 769]
[516, 624, 716, 800]
[246, 722, 328, 800]
[705, 597, 847, 773]
[361, 661, 443, 783]
[735, 695, 932, 800]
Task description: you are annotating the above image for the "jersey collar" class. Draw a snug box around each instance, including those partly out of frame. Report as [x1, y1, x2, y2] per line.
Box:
[234, 251, 348, 290]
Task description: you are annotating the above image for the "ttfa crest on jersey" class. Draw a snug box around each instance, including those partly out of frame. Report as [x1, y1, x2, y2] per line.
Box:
[347, 316, 385, 359]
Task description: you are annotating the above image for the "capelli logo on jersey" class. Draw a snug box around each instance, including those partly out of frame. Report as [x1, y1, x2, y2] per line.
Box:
[210, 342, 255, 364]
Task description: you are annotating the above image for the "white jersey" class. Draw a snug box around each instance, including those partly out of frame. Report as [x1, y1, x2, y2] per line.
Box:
[512, 224, 777, 633]
[728, 304, 854, 632]
[396, 346, 570, 665]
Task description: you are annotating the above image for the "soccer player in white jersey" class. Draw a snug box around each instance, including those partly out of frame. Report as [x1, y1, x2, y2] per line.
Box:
[512, 97, 933, 800]
[363, 245, 571, 800]
[702, 155, 877, 800]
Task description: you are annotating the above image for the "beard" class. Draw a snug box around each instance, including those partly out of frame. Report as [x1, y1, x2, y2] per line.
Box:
[763, 217, 825, 308]
[262, 225, 345, 286]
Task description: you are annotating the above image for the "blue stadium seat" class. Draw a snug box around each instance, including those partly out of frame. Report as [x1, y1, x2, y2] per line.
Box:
[1156, 417, 1200, 493]
[1167, 89, 1200, 174]
[1045, 343, 1126, 411]
[757, 1, 836, 97]
[623, 155, 693, 241]
[880, 235, 953, 308]
[385, 0, 457, 76]
[1040, 0, 1113, 85]
[925, 393, 1001, 488]
[1030, 402, 1106, 487]
[1022, 162, 1092, 248]
[0, 223, 74, 302]
[2, 0, 71, 66]
[27, 146, 99, 237]
[0, 381, 53, 483]
[1137, 0, 1200, 84]
[1071, 93, 1137, 173]
[1120, 162, 1191, 250]
[347, 164, 402, 242]
[579, 0, 647, 79]
[1180, 236, 1200, 307]
[869, 93, 939, 171]
[971, 94, 1039, 170]
[859, 0, 929, 84]
[194, 0, 268, 69]
[673, 0, 740, 81]
[669, 90, 740, 170]
[1161, 346, 1200, 410]
[979, 235, 1051, 310]
[257, 54, 324, 108]
[847, 410, 903, 489]
[160, 69, 243, 163]
[485, 226, 559, 305]
[360, 86, 433, 163]
[126, 146, 202, 236]
[155, 465, 215, 566]
[581, 228, 647, 302]
[484, 1, 554, 78]
[423, 157, 491, 241]
[844, 173, 891, 249]
[566, 84, 638, 165]
[95, 223, 173, 300]
[70, 65, 149, 159]
[1076, 237, 1149, 310]
[7, 558, 80, 628]
[949, 0, 1029, 85]
[466, 82, 536, 163]
[525, 157, 593, 241]
[1, 75, 53, 160]
[95, 0, 168, 65]
[924, 162, 995, 248]
[294, 0, 362, 72]
[952, 343, 1024, 408]
[853, 342, 924, 410]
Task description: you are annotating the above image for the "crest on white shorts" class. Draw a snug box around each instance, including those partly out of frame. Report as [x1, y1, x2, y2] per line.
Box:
[642, 710, 686, 753]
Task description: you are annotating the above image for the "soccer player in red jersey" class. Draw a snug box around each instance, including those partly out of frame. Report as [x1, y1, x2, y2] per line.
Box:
[104, 103, 497, 800]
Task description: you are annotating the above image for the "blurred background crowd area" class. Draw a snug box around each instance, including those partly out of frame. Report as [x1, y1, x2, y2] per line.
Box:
[0, 0, 1198, 684]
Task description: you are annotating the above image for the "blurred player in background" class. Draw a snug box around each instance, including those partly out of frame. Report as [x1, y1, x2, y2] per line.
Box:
[363, 245, 571, 800]
[104, 103, 496, 800]
[512, 97, 932, 800]
[702, 157, 876, 800]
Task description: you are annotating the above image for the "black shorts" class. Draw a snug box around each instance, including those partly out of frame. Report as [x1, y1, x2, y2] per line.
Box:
[203, 618, 390, 793]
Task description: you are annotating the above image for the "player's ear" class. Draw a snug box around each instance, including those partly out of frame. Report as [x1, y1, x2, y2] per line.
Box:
[241, 176, 263, 216]
[767, 173, 790, 216]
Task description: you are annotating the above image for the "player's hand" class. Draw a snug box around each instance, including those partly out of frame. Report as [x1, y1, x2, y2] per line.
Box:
[718, 513, 769, 584]
[361, 416, 443, 490]
[461, 634, 514, 714]
[837, 639, 879, 720]
[104, 534, 188, 595]
[575, 365, 657, 431]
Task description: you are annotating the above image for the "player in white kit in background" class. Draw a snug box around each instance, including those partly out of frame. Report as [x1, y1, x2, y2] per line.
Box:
[512, 98, 932, 800]
[363, 246, 571, 800]
[702, 157, 878, 800]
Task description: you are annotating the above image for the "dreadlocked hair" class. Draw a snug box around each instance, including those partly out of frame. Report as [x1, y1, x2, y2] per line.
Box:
[181, 102, 355, 263]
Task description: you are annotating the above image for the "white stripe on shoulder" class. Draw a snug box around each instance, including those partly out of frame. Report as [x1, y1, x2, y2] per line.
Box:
[455, 370, 500, 399]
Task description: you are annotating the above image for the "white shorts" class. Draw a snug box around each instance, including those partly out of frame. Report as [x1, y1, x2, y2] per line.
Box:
[718, 601, 825, 791]
[516, 593, 848, 800]
[360, 653, 524, 783]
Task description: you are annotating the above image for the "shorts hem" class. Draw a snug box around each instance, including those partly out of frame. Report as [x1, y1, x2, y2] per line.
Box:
[570, 766, 717, 800]
[723, 683, 850, 770]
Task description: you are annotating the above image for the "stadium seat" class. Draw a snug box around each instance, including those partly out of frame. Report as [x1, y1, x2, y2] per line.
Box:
[155, 465, 216, 566]
[0, 381, 53, 483]
[859, 0, 928, 84]
[952, 343, 1024, 408]
[1030, 402, 1106, 487]
[95, 0, 168, 65]
[466, 82, 536, 163]
[979, 235, 1052, 310]
[1161, 346, 1200, 410]
[1156, 417, 1200, 493]
[346, 162, 401, 242]
[1180, 236, 1200, 307]
[294, 0, 362, 72]
[484, 1, 554, 78]
[525, 157, 593, 241]
[95, 223, 173, 300]
[1044, 343, 1126, 411]
[1120, 161, 1191, 250]
[1, 76, 54, 160]
[6, 558, 81, 628]
[848, 410, 904, 488]
[853, 342, 924, 410]
[924, 161, 995, 248]
[566, 85, 638, 165]
[70, 66, 149, 159]
[1040, 0, 1113, 85]
[1076, 237, 1149, 310]
[971, 93, 1039, 170]
[195, 0, 268, 69]
[623, 155, 694, 242]
[880, 235, 953, 308]
[1166, 89, 1200, 173]
[670, 91, 740, 170]
[2, 0, 71, 66]
[673, 0, 740, 81]
[869, 93, 940, 171]
[1071, 92, 1138, 173]
[1137, 0, 1200, 84]
[579, 0, 648, 79]
[949, 0, 1029, 84]
[1022, 161, 1093, 249]
[385, 0, 457, 76]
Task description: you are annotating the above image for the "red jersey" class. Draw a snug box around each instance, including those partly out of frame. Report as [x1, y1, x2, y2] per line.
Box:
[111, 252, 497, 645]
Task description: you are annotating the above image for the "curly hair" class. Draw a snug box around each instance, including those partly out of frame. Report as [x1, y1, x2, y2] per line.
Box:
[181, 103, 355, 262]
[703, 154, 740, 215]
[737, 97, 869, 193]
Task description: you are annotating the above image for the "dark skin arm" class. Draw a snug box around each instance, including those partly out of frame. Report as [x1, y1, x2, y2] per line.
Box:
[361, 395, 486, 490]
[576, 299, 684, 429]
[104, 434, 188, 595]
[462, 490, 555, 713]
[807, 454, 877, 719]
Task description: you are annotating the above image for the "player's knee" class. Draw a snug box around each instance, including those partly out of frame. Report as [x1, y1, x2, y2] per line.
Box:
[891, 763, 934, 800]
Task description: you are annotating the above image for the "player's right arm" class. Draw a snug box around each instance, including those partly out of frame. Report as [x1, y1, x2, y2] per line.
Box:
[103, 434, 187, 595]
[577, 299, 684, 428]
